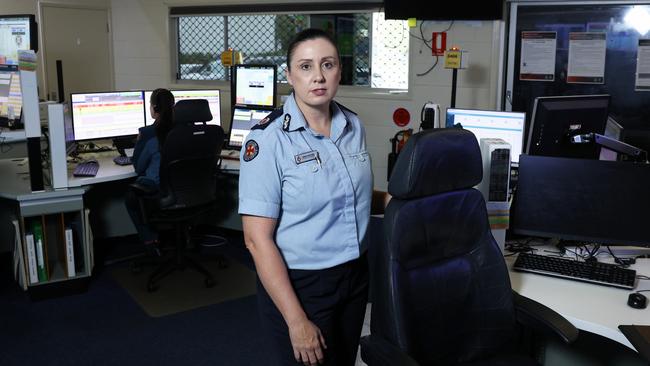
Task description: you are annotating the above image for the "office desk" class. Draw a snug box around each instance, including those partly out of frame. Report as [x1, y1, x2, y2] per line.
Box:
[506, 251, 650, 351]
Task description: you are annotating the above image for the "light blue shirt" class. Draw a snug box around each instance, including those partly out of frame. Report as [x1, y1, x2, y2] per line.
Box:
[238, 94, 373, 270]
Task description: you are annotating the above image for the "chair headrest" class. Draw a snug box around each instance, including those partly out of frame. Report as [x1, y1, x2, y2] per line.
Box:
[174, 99, 213, 124]
[388, 128, 483, 199]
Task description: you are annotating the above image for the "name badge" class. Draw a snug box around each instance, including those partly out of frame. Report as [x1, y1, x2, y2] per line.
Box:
[294, 150, 318, 165]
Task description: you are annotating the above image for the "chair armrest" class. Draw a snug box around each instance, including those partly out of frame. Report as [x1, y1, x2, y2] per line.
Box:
[129, 182, 158, 196]
[360, 334, 419, 366]
[513, 290, 579, 344]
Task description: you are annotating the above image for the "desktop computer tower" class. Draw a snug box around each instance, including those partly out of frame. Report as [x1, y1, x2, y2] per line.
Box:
[477, 138, 511, 252]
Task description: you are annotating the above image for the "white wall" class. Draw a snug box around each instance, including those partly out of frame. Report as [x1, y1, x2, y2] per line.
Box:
[1, 0, 109, 97]
[113, 0, 503, 190]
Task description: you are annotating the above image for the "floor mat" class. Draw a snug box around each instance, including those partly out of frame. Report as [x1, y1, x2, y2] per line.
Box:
[111, 255, 257, 318]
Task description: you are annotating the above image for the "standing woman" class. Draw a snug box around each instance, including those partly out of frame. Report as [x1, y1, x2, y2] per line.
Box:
[238, 29, 373, 366]
[125, 88, 175, 256]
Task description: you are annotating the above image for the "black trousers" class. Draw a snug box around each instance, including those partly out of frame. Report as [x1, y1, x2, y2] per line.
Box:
[257, 254, 369, 366]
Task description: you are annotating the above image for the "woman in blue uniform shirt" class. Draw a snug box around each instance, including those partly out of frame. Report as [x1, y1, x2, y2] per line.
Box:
[125, 88, 175, 256]
[239, 29, 377, 366]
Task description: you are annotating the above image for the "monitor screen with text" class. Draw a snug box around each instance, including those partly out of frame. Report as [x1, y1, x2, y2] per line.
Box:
[0, 66, 22, 121]
[0, 15, 34, 65]
[228, 107, 273, 148]
[446, 108, 526, 164]
[70, 91, 145, 141]
[234, 64, 276, 107]
[144, 89, 221, 126]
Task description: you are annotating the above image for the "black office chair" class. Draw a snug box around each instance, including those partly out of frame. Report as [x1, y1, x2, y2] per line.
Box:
[360, 128, 579, 366]
[131, 99, 226, 292]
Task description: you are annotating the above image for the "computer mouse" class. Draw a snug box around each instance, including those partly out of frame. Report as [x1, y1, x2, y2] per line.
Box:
[627, 293, 647, 309]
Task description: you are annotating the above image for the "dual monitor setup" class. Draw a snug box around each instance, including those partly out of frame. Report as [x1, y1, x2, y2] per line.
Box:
[447, 94, 649, 250]
[65, 64, 278, 155]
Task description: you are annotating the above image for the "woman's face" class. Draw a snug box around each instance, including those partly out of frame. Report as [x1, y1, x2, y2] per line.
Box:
[287, 37, 341, 110]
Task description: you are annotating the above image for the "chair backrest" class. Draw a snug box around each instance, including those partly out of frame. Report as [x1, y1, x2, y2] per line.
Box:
[370, 128, 516, 365]
[174, 99, 213, 125]
[158, 102, 224, 209]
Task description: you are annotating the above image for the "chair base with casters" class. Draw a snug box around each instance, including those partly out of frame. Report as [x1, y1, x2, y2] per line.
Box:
[144, 205, 217, 293]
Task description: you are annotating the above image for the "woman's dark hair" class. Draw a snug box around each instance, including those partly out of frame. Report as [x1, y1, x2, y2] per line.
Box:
[286, 28, 339, 71]
[150, 88, 175, 148]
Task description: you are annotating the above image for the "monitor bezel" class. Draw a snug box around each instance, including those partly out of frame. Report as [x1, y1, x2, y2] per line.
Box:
[232, 63, 278, 109]
[69, 90, 146, 142]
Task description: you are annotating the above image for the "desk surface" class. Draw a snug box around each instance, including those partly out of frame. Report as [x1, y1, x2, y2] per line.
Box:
[0, 158, 85, 201]
[67, 152, 136, 187]
[507, 249, 650, 351]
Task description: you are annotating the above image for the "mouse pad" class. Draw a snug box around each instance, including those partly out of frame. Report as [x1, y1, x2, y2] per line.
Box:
[618, 325, 650, 362]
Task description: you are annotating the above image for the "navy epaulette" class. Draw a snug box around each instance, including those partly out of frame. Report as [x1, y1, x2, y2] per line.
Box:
[251, 107, 284, 130]
[335, 102, 357, 115]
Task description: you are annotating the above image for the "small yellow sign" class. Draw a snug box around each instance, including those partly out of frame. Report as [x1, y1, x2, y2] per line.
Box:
[221, 49, 243, 66]
[407, 18, 417, 28]
[444, 50, 462, 69]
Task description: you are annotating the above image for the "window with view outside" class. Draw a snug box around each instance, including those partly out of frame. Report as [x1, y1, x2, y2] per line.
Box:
[176, 12, 408, 89]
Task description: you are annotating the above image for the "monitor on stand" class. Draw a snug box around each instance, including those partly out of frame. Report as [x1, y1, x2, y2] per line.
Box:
[511, 154, 650, 253]
[227, 106, 274, 149]
[144, 89, 222, 126]
[70, 91, 146, 150]
[526, 94, 610, 159]
[446, 108, 526, 165]
[0, 14, 38, 65]
[233, 64, 277, 108]
[0, 65, 23, 128]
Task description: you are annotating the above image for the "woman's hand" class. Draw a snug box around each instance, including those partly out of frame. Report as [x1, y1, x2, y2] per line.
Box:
[288, 317, 327, 365]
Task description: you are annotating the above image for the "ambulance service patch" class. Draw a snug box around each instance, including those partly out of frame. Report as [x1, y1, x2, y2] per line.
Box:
[243, 140, 259, 162]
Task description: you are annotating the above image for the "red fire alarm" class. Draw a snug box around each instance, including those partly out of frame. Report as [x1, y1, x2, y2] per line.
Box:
[393, 108, 410, 127]
[432, 32, 446, 56]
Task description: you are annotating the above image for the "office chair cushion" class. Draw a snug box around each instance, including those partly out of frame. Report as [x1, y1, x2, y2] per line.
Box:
[388, 128, 482, 200]
[174, 99, 213, 124]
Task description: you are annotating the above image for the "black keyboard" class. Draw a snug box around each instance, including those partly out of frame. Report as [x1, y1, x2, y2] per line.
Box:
[113, 156, 132, 165]
[513, 252, 636, 290]
[73, 161, 99, 177]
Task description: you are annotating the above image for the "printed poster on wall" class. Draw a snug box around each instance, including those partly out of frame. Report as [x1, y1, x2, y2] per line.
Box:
[567, 32, 607, 84]
[519, 31, 556, 81]
[635, 39, 650, 91]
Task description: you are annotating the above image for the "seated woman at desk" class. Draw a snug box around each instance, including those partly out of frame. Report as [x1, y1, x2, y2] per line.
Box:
[125, 88, 175, 256]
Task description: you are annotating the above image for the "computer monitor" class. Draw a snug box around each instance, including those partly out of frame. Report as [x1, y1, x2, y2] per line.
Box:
[526, 94, 610, 159]
[233, 64, 277, 108]
[446, 108, 526, 164]
[511, 154, 650, 247]
[0, 14, 38, 65]
[144, 89, 221, 126]
[70, 91, 146, 141]
[0, 65, 22, 126]
[227, 106, 274, 148]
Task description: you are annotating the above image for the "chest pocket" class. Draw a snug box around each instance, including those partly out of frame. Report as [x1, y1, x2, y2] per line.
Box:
[343, 151, 372, 189]
[282, 160, 322, 215]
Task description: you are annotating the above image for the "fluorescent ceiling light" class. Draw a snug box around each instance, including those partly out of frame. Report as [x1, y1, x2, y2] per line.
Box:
[624, 6, 650, 35]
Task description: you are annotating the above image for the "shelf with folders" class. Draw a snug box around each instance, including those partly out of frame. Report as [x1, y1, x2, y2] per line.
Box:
[13, 208, 93, 290]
